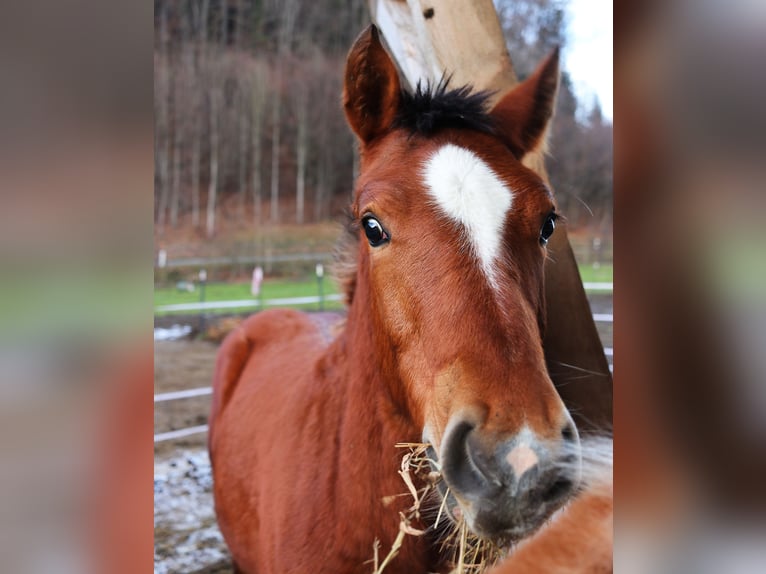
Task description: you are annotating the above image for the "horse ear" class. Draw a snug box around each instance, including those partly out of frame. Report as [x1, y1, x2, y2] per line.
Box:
[343, 24, 401, 145]
[491, 47, 560, 159]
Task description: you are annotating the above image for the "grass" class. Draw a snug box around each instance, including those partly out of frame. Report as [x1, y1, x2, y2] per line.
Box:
[578, 263, 613, 284]
[154, 277, 343, 315]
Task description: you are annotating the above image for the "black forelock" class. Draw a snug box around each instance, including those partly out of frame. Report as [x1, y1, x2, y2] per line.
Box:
[393, 77, 496, 136]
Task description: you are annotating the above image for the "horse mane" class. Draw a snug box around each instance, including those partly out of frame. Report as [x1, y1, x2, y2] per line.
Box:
[395, 78, 496, 136]
[333, 82, 496, 304]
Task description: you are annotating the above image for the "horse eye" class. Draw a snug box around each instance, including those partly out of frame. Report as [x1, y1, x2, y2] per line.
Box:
[540, 213, 557, 246]
[362, 216, 389, 247]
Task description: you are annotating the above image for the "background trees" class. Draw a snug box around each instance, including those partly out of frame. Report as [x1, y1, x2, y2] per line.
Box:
[154, 0, 612, 238]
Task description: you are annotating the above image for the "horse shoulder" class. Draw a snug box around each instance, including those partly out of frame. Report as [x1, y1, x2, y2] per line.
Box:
[209, 309, 324, 433]
[209, 309, 351, 572]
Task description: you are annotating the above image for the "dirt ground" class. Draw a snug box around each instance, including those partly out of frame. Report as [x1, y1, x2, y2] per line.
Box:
[154, 339, 219, 456]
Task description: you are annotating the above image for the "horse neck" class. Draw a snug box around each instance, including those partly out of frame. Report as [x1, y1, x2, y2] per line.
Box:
[340, 282, 416, 436]
[324, 282, 422, 494]
[315, 290, 435, 571]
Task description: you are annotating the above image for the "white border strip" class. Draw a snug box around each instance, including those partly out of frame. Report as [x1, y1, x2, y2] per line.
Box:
[155, 387, 213, 402]
[154, 425, 209, 443]
[156, 293, 344, 313]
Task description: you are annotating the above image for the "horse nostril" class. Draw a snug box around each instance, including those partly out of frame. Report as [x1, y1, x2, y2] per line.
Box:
[441, 420, 493, 495]
[543, 476, 574, 502]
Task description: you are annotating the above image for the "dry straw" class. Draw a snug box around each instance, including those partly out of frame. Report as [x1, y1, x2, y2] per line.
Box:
[372, 443, 505, 574]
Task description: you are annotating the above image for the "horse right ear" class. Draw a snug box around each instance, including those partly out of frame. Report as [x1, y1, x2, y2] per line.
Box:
[343, 25, 401, 145]
[490, 47, 560, 160]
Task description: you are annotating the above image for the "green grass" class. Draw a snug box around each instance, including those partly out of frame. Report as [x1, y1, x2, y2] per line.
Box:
[578, 263, 613, 284]
[154, 277, 343, 315]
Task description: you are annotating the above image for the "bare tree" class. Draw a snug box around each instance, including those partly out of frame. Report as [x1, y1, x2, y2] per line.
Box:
[220, 0, 228, 46]
[237, 78, 250, 221]
[170, 117, 183, 227]
[269, 0, 299, 224]
[190, 92, 202, 227]
[187, 0, 211, 228]
[293, 70, 309, 224]
[207, 86, 222, 237]
[269, 74, 282, 224]
[155, 3, 171, 233]
[251, 63, 267, 227]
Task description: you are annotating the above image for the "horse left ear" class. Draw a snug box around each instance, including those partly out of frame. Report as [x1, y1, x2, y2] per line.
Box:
[343, 25, 402, 145]
[491, 47, 560, 159]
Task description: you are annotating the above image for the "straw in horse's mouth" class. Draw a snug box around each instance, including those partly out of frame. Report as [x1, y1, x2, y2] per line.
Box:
[372, 443, 507, 574]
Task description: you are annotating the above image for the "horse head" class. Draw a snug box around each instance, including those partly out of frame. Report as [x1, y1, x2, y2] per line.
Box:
[342, 25, 581, 544]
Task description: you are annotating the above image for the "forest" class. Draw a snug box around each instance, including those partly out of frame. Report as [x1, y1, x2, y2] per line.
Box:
[154, 0, 612, 243]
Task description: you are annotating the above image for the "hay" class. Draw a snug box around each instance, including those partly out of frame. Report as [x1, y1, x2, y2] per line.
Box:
[371, 443, 433, 574]
[372, 443, 506, 574]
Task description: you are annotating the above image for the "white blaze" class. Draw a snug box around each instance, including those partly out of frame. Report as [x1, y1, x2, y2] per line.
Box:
[423, 144, 513, 288]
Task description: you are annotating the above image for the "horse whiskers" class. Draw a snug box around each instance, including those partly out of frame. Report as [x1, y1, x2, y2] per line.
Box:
[553, 361, 610, 377]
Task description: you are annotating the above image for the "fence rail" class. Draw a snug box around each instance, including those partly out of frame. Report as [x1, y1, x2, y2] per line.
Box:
[156, 293, 344, 313]
[155, 387, 213, 402]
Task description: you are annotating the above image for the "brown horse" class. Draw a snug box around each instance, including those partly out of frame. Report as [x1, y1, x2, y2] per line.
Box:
[210, 25, 589, 573]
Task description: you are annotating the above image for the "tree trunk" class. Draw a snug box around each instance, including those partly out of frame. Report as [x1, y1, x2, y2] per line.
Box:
[268, 0, 299, 225]
[235, 0, 244, 48]
[170, 121, 182, 227]
[191, 108, 201, 227]
[191, 0, 210, 228]
[155, 4, 171, 232]
[156, 135, 170, 232]
[269, 84, 281, 224]
[238, 89, 249, 223]
[252, 80, 264, 227]
[220, 0, 228, 46]
[207, 89, 221, 238]
[295, 90, 308, 225]
[314, 156, 325, 223]
[313, 91, 330, 222]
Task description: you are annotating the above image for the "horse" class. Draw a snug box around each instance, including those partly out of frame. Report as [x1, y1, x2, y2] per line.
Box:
[209, 24, 597, 573]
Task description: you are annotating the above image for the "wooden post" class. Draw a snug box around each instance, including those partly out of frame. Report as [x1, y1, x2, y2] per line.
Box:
[370, 0, 612, 431]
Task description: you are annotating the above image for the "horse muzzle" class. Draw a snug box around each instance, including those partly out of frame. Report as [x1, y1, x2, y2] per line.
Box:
[430, 414, 581, 543]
